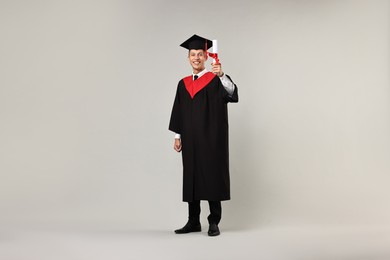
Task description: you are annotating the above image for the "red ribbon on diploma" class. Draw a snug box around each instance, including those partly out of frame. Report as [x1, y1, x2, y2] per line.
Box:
[208, 52, 220, 65]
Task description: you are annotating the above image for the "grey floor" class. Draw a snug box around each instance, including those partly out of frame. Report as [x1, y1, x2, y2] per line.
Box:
[1, 224, 390, 260]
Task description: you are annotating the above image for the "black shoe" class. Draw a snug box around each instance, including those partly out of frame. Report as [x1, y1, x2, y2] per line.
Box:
[174, 222, 201, 234]
[208, 223, 220, 236]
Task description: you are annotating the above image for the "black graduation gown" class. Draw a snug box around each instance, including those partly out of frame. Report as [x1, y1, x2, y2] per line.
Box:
[169, 72, 238, 202]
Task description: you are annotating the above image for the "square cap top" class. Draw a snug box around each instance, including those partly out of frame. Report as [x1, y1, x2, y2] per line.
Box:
[180, 34, 213, 51]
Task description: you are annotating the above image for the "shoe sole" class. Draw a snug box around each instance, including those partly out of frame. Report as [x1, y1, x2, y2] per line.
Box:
[208, 231, 220, 236]
[174, 229, 202, 234]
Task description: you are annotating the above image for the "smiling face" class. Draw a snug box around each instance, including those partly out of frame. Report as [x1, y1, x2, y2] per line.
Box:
[188, 49, 208, 74]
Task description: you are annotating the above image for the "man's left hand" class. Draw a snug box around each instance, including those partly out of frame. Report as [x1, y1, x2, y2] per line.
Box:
[212, 63, 224, 77]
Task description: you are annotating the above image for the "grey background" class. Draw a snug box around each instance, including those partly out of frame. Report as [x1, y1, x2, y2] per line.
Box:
[1, 1, 389, 256]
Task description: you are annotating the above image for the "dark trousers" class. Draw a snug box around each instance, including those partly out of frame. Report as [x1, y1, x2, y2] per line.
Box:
[188, 200, 222, 225]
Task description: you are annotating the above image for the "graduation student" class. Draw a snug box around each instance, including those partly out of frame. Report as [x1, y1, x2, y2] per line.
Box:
[169, 34, 238, 236]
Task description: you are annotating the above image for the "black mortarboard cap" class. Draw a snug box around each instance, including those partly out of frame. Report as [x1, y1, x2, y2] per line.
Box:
[180, 34, 213, 51]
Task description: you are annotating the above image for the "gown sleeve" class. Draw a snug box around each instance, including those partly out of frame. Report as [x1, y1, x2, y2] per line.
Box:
[222, 74, 239, 103]
[169, 84, 181, 134]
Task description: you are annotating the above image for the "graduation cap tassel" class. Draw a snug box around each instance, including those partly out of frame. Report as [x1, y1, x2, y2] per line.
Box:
[205, 41, 208, 60]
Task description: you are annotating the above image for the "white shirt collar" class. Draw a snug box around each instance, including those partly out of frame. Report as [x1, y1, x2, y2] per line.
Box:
[192, 68, 208, 79]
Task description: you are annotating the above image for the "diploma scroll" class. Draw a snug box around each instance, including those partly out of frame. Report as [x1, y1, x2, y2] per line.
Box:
[208, 39, 220, 65]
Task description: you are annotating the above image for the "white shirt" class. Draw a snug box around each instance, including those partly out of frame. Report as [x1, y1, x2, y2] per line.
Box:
[174, 69, 235, 139]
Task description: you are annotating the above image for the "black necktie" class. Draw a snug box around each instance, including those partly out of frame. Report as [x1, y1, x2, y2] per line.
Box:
[194, 75, 198, 81]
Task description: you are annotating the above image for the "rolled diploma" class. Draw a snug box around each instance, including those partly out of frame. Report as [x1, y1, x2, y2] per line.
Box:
[212, 39, 218, 63]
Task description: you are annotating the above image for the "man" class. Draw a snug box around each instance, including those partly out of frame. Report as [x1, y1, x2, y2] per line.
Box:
[169, 34, 238, 236]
